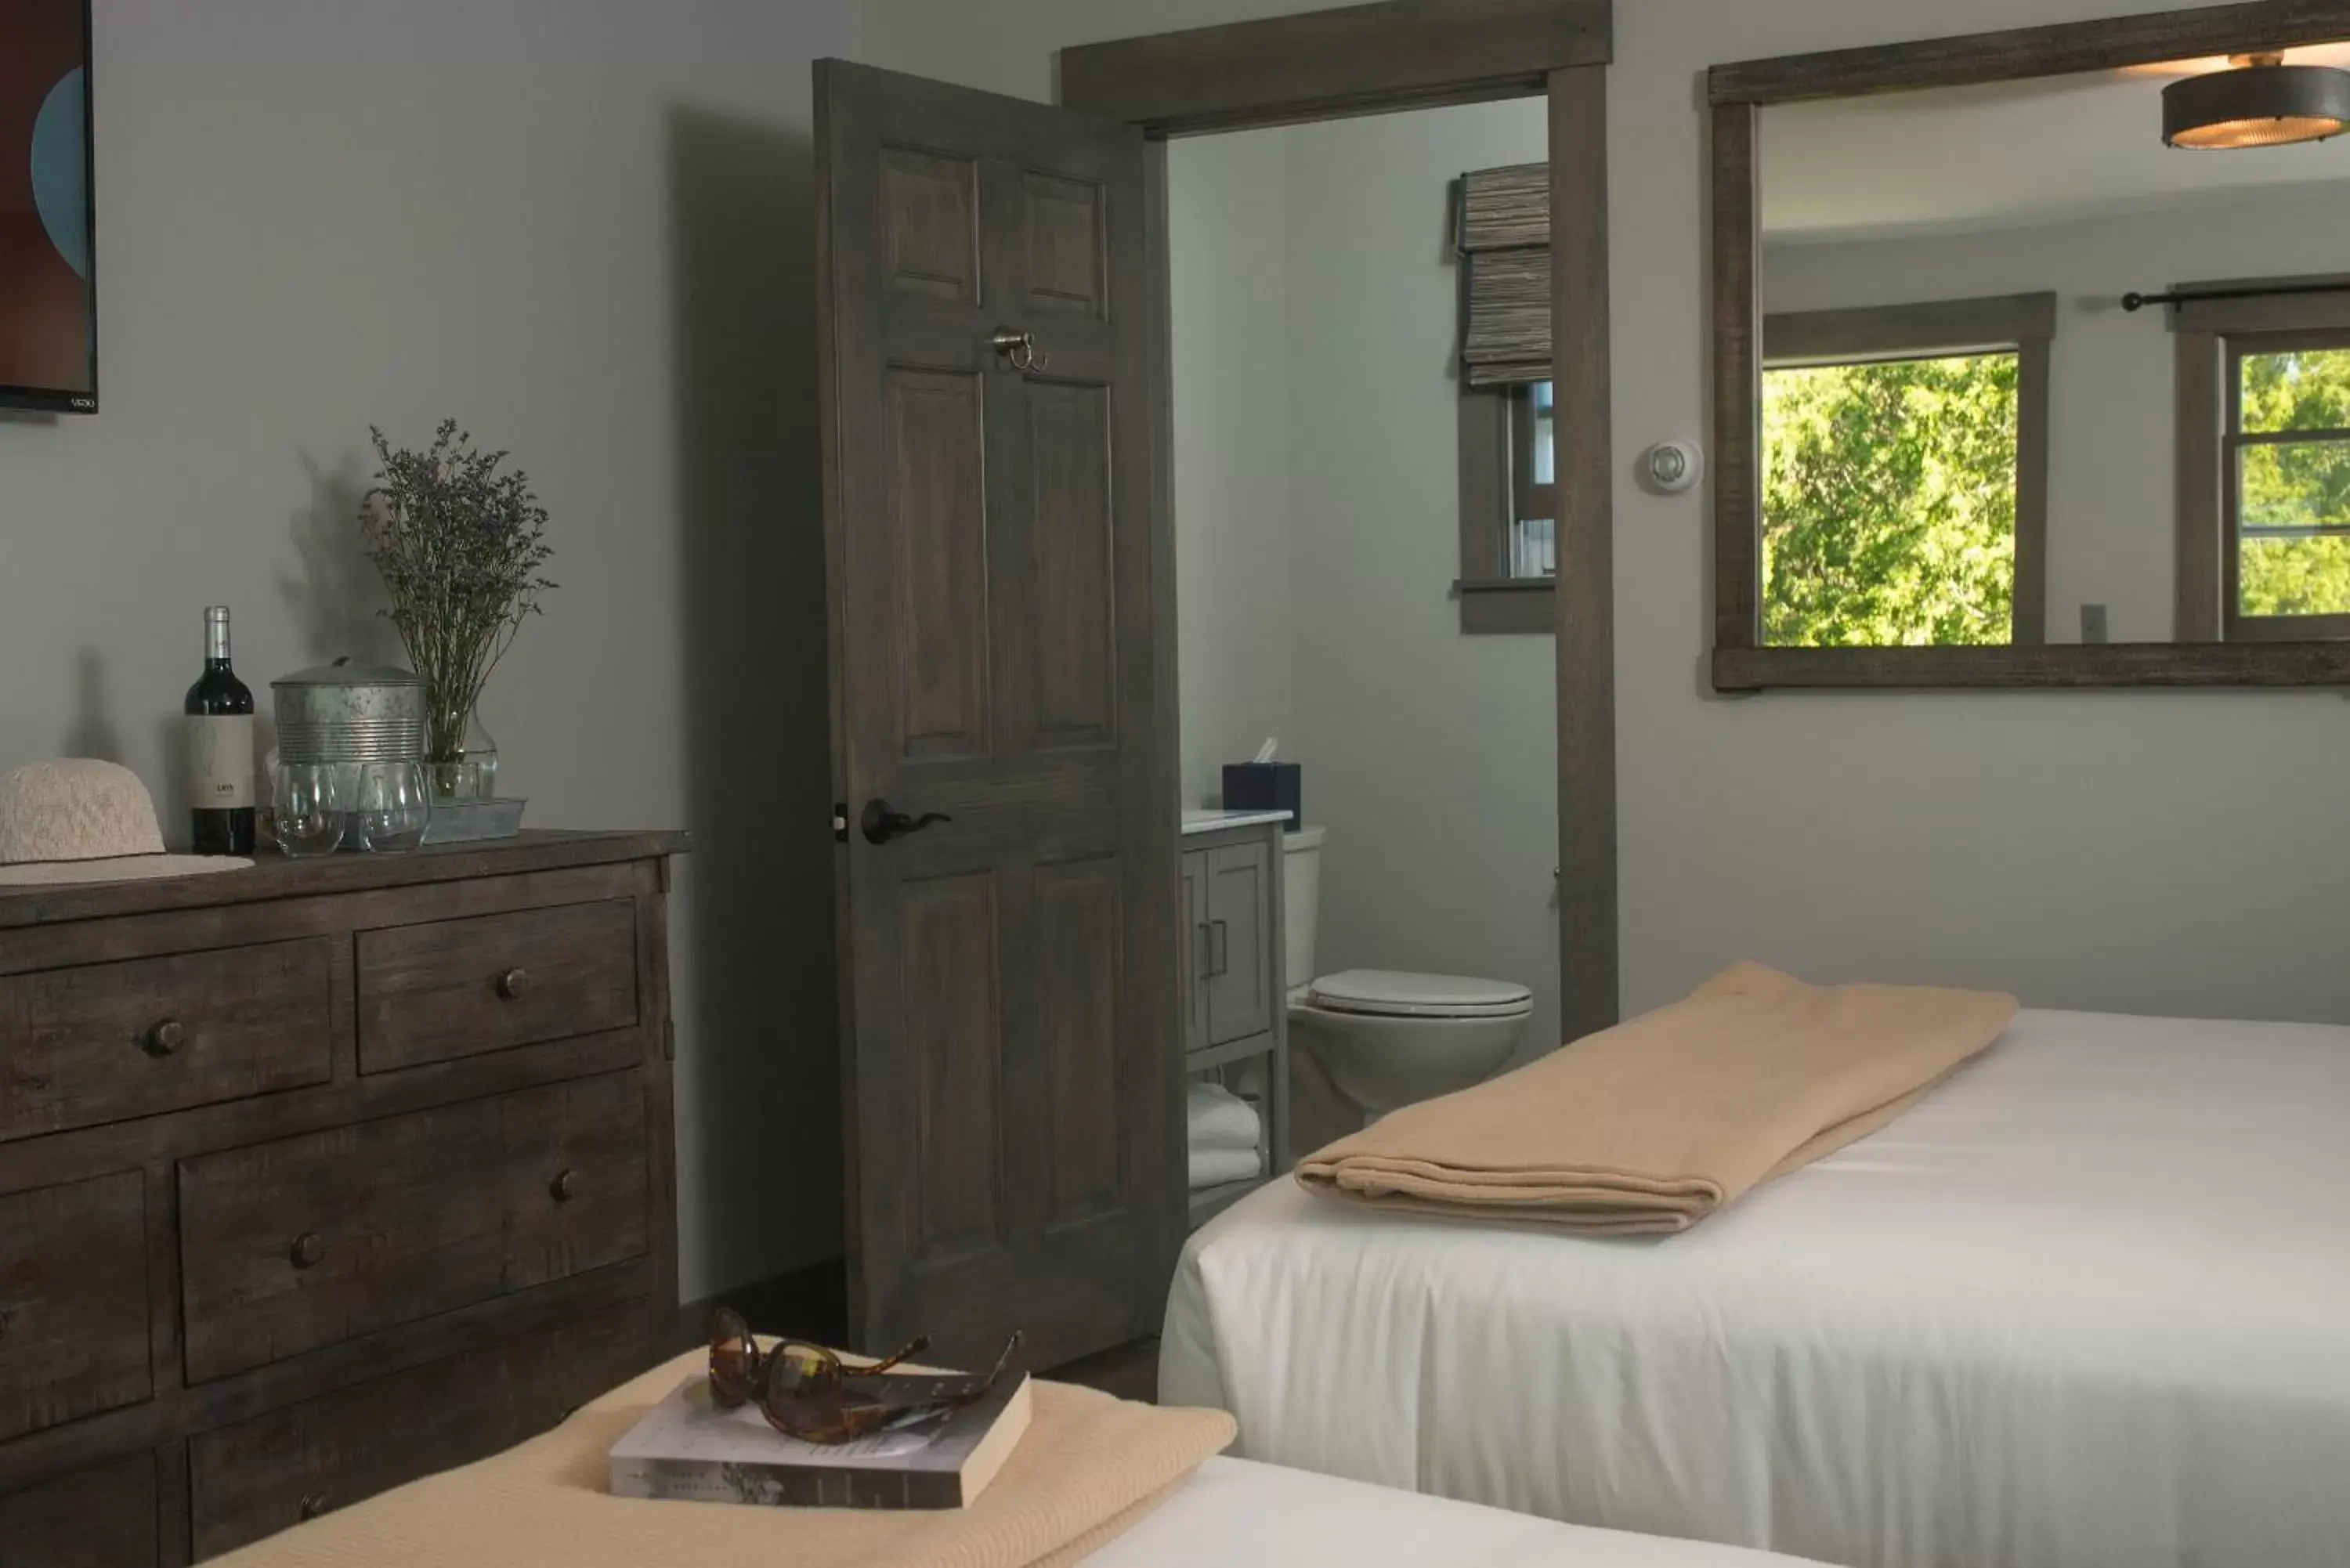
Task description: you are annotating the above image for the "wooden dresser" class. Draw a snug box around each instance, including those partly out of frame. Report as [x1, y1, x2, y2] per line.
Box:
[0, 829, 685, 1565]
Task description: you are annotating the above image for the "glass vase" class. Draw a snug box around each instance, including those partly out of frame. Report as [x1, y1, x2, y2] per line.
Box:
[428, 709, 500, 803]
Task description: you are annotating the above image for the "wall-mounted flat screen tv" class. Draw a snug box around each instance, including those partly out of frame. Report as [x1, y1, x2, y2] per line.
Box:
[0, 0, 94, 413]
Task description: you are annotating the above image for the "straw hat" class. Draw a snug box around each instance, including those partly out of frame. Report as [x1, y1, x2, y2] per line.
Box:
[0, 759, 252, 885]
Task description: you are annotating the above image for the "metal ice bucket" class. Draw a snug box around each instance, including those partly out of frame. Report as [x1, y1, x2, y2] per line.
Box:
[270, 658, 427, 764]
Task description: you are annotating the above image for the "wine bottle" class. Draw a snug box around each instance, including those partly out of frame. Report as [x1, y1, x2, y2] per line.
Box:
[184, 606, 255, 855]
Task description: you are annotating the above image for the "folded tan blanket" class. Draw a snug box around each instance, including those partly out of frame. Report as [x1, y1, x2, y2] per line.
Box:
[1296, 961, 2016, 1235]
[212, 1349, 1236, 1568]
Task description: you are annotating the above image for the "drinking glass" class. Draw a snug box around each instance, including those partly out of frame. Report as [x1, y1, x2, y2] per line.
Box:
[352, 761, 431, 854]
[271, 763, 346, 858]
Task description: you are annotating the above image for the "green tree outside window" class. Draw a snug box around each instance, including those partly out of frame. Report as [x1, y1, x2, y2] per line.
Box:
[1761, 353, 2019, 648]
[2237, 345, 2350, 619]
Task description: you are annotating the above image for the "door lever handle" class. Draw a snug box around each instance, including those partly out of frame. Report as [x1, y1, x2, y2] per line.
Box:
[860, 798, 953, 845]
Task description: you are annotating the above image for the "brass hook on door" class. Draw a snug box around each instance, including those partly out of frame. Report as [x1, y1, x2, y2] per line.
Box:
[990, 327, 1047, 375]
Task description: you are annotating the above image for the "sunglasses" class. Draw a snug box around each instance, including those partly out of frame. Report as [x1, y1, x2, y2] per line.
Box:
[706, 1308, 1023, 1444]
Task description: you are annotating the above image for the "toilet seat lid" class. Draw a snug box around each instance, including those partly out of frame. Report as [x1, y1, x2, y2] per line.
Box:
[1306, 970, 1535, 1020]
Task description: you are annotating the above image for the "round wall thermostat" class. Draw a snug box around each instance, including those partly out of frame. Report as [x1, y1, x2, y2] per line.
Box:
[1640, 439, 1705, 496]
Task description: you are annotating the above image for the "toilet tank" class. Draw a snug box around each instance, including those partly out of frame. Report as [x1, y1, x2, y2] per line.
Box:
[1282, 826, 1325, 991]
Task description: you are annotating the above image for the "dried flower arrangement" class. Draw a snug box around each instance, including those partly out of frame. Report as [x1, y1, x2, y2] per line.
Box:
[360, 420, 555, 797]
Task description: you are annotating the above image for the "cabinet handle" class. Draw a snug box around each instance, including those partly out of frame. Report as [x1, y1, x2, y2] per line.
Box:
[1195, 923, 1213, 980]
[497, 967, 530, 1000]
[1209, 919, 1230, 977]
[550, 1169, 579, 1203]
[289, 1232, 326, 1270]
[145, 1019, 186, 1057]
[298, 1491, 331, 1521]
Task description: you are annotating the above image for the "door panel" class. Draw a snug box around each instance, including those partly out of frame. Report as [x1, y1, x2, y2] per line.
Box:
[886, 367, 992, 761]
[882, 149, 981, 302]
[1033, 855, 1125, 1230]
[902, 871, 1007, 1271]
[1029, 381, 1119, 746]
[1021, 172, 1108, 316]
[819, 60, 1177, 1371]
[1206, 840, 1273, 1046]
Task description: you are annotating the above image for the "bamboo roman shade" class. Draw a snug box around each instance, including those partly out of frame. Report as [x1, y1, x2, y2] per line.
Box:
[1458, 162, 1552, 388]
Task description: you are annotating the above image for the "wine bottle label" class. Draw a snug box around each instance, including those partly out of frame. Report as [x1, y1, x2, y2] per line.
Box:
[186, 715, 256, 809]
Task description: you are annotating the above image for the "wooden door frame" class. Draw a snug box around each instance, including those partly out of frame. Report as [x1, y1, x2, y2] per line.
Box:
[1059, 0, 1621, 1044]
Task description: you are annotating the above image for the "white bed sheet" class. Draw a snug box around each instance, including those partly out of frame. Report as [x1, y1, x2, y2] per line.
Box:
[1162, 1008, 2350, 1568]
[1086, 1457, 1823, 1567]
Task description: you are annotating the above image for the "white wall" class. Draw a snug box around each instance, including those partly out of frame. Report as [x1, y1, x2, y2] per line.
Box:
[1766, 183, 2350, 645]
[0, 0, 861, 1301]
[1170, 102, 1560, 1056]
[1169, 133, 1292, 807]
[868, 0, 2350, 1030]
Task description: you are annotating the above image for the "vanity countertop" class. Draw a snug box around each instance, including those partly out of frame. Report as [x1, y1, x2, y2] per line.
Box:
[1180, 808, 1292, 836]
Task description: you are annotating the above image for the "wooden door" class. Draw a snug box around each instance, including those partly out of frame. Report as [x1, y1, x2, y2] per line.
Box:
[815, 60, 1179, 1373]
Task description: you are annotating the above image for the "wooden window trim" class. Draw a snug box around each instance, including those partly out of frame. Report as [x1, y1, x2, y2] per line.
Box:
[1710, 0, 2350, 691]
[1760, 293, 2054, 648]
[1455, 384, 1559, 633]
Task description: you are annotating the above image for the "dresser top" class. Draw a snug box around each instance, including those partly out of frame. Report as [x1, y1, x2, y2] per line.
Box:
[0, 829, 690, 930]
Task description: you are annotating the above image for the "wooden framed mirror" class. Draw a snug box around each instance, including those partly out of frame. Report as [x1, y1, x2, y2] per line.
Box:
[1710, 2, 2350, 690]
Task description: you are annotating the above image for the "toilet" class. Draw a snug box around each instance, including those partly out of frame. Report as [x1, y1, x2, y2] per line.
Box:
[1282, 827, 1534, 1124]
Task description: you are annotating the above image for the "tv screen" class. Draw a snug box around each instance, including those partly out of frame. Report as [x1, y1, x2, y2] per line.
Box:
[0, 0, 94, 413]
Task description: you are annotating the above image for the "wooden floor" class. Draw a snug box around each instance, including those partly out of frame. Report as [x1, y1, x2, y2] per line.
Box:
[675, 1262, 1159, 1404]
[1047, 1335, 1159, 1404]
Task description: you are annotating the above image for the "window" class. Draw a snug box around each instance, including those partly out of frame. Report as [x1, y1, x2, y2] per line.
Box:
[2175, 281, 2350, 642]
[1511, 381, 1558, 576]
[2224, 333, 2350, 637]
[1455, 380, 1556, 633]
[1758, 294, 2053, 649]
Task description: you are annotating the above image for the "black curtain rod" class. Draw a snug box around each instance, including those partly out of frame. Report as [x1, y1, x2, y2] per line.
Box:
[2124, 280, 2350, 313]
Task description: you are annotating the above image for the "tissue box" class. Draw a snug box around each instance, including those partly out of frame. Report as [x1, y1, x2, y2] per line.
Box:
[1222, 762, 1301, 831]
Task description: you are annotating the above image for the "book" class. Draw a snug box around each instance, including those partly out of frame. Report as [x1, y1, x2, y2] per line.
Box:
[608, 1369, 1032, 1511]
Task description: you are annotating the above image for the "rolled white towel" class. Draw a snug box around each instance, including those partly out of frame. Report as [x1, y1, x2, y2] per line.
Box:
[1187, 1081, 1262, 1151]
[1189, 1142, 1264, 1190]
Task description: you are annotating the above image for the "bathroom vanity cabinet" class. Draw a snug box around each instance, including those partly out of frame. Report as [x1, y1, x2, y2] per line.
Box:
[1179, 812, 1292, 1228]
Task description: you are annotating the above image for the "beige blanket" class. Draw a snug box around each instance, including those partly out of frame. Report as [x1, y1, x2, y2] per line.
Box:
[1296, 962, 2016, 1235]
[213, 1349, 1235, 1568]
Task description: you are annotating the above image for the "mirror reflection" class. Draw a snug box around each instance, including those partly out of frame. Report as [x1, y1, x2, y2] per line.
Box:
[1759, 43, 2350, 649]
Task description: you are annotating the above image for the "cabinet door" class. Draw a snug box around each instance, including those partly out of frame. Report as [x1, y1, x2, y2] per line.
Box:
[1179, 852, 1209, 1053]
[1204, 840, 1273, 1046]
[188, 1300, 647, 1559]
[0, 1454, 158, 1568]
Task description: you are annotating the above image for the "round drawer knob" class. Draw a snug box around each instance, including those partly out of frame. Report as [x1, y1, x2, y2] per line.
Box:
[497, 967, 530, 1000]
[289, 1232, 326, 1270]
[298, 1491, 331, 1521]
[146, 1019, 186, 1057]
[549, 1169, 579, 1203]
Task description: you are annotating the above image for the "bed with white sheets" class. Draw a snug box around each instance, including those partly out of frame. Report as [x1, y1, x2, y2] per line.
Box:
[1162, 1006, 2350, 1568]
[1089, 1457, 1821, 1568]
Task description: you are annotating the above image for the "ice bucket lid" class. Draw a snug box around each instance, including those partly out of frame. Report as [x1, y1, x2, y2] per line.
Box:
[271, 657, 421, 690]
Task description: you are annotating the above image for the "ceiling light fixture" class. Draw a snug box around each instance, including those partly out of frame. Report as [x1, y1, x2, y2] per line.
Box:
[2164, 52, 2350, 150]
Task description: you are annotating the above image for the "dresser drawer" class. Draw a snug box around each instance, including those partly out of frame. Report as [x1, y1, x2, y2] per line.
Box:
[189, 1299, 649, 1559]
[178, 1070, 649, 1384]
[356, 899, 639, 1072]
[0, 1172, 151, 1443]
[0, 939, 333, 1143]
[0, 1453, 159, 1568]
